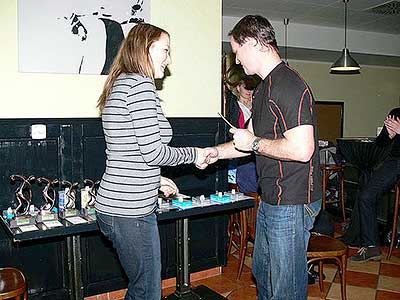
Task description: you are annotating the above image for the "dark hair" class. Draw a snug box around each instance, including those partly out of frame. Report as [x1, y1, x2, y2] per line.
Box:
[229, 15, 278, 51]
[239, 75, 257, 90]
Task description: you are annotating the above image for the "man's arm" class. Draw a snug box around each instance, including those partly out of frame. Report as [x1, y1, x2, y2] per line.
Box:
[230, 123, 315, 162]
[215, 141, 251, 160]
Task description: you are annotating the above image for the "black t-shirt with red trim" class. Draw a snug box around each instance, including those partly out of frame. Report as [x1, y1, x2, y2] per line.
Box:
[252, 62, 322, 205]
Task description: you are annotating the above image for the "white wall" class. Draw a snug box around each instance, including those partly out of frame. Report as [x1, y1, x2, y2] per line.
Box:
[223, 16, 400, 57]
[0, 0, 221, 118]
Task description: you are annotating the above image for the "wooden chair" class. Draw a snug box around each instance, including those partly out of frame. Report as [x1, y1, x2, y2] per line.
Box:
[307, 234, 348, 300]
[387, 180, 400, 260]
[227, 191, 260, 279]
[0, 267, 27, 300]
[321, 164, 346, 222]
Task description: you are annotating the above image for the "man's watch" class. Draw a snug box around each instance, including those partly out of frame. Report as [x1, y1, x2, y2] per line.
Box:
[251, 137, 262, 152]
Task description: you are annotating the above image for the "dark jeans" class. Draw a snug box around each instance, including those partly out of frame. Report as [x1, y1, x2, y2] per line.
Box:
[96, 212, 161, 300]
[252, 199, 321, 300]
[359, 159, 400, 246]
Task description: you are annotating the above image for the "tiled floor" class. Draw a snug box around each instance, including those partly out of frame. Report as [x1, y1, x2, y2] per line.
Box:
[161, 246, 400, 300]
[163, 247, 400, 300]
[87, 240, 400, 300]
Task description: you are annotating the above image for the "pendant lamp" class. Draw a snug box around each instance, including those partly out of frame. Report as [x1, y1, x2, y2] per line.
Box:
[284, 18, 289, 65]
[330, 0, 360, 72]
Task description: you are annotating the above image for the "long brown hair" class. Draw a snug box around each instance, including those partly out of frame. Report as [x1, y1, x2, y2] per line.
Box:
[97, 23, 169, 111]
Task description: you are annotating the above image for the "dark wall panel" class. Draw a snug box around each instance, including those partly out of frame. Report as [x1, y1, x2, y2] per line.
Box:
[0, 117, 229, 298]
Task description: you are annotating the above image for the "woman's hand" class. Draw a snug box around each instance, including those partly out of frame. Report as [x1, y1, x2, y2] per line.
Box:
[160, 176, 178, 197]
[195, 147, 219, 169]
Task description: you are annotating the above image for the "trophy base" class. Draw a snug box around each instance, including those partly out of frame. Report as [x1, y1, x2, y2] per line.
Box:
[36, 211, 58, 223]
[59, 208, 79, 219]
[81, 207, 96, 216]
[9, 214, 36, 228]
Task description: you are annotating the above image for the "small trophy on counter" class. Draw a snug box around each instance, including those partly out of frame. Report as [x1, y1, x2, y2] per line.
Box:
[58, 180, 79, 219]
[6, 175, 37, 228]
[36, 177, 59, 222]
[81, 179, 99, 219]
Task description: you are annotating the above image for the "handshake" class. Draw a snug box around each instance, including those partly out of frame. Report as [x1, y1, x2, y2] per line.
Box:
[195, 147, 219, 170]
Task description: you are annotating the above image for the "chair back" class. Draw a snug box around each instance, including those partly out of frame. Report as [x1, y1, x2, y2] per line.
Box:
[244, 192, 260, 241]
[0, 267, 27, 300]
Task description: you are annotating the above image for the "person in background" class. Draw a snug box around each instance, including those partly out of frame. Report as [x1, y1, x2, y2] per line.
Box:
[350, 108, 400, 262]
[226, 75, 258, 193]
[95, 23, 217, 300]
[208, 15, 322, 300]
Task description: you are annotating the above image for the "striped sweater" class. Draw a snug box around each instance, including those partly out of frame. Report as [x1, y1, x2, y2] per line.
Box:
[95, 73, 197, 218]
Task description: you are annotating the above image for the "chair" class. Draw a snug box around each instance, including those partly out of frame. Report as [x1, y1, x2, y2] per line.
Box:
[307, 234, 348, 300]
[321, 164, 346, 222]
[227, 191, 260, 279]
[0, 267, 27, 300]
[387, 180, 400, 260]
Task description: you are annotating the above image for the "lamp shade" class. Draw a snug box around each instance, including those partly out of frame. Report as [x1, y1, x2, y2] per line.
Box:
[330, 48, 360, 71]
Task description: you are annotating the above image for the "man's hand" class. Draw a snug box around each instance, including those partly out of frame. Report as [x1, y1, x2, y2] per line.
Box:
[195, 147, 219, 169]
[384, 115, 400, 138]
[229, 128, 255, 151]
[160, 176, 178, 197]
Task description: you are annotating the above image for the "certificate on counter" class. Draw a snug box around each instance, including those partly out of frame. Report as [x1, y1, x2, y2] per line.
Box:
[67, 216, 88, 225]
[43, 220, 63, 228]
[19, 224, 39, 232]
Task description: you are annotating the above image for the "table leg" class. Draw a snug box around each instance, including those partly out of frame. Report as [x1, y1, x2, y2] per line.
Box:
[164, 218, 228, 300]
[66, 235, 83, 300]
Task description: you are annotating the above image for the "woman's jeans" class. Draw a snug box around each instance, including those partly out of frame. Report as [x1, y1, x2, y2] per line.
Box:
[96, 212, 161, 300]
[252, 200, 321, 300]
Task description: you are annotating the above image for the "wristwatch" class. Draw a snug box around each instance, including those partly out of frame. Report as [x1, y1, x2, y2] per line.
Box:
[251, 137, 262, 152]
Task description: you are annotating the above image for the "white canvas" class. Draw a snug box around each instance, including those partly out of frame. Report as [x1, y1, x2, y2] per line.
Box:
[18, 0, 150, 74]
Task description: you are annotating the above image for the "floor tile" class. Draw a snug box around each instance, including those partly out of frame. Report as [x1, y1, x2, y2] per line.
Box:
[227, 286, 257, 300]
[153, 231, 400, 300]
[382, 255, 400, 265]
[377, 275, 400, 292]
[307, 281, 331, 298]
[380, 262, 400, 278]
[326, 283, 376, 300]
[323, 266, 339, 282]
[192, 275, 244, 295]
[375, 289, 400, 300]
[347, 259, 380, 275]
[333, 270, 378, 289]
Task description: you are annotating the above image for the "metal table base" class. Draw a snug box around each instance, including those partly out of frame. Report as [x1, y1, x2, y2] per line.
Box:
[164, 218, 227, 300]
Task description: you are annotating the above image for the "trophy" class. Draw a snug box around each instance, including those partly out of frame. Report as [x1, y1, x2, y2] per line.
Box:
[36, 177, 59, 222]
[81, 179, 99, 218]
[7, 175, 37, 228]
[58, 180, 79, 219]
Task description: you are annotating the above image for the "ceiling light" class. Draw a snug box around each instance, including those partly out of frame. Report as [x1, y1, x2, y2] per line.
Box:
[330, 0, 360, 73]
[284, 18, 289, 65]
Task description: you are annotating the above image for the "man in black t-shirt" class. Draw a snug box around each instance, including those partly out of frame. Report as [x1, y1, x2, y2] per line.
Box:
[349, 108, 400, 262]
[208, 15, 321, 300]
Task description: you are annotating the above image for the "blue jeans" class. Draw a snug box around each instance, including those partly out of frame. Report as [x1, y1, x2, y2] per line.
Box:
[96, 212, 161, 300]
[252, 200, 321, 300]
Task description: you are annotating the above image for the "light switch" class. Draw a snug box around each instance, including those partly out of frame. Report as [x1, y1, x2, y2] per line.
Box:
[31, 124, 46, 140]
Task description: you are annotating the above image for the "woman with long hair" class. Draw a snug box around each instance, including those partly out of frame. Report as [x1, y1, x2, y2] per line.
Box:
[95, 23, 215, 300]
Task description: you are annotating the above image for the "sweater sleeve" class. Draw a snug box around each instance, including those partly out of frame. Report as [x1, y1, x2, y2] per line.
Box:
[125, 76, 197, 166]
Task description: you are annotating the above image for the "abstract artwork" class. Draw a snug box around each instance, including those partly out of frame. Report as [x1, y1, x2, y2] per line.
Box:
[18, 0, 150, 74]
